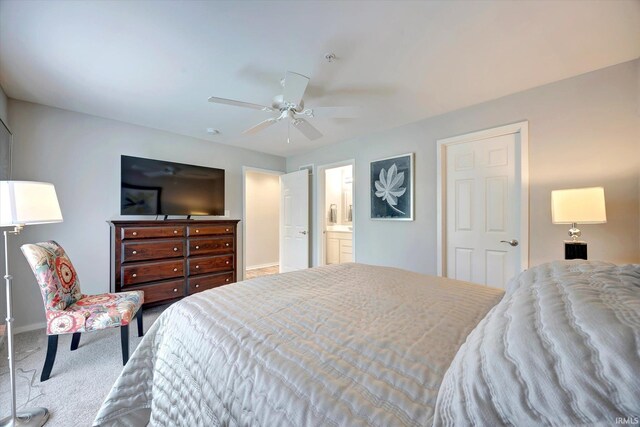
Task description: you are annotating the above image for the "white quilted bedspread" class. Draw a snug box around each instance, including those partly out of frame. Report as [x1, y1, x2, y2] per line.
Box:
[93, 263, 503, 427]
[434, 260, 640, 426]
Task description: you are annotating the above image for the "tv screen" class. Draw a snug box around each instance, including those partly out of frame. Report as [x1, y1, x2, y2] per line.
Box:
[120, 155, 225, 216]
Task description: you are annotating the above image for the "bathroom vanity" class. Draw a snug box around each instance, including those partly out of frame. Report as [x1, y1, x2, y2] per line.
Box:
[326, 226, 352, 264]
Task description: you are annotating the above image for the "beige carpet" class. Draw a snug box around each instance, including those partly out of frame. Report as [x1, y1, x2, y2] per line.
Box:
[0, 304, 168, 426]
[245, 265, 279, 279]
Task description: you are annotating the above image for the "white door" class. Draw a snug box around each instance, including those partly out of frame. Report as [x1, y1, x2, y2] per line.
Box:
[279, 170, 309, 272]
[445, 132, 523, 289]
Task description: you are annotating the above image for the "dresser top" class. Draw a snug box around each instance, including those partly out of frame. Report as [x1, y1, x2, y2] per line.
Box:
[109, 219, 240, 226]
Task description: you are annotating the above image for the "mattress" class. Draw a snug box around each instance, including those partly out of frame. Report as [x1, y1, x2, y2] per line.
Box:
[93, 263, 504, 426]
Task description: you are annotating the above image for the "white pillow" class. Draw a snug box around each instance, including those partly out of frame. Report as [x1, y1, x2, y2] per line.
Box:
[434, 260, 640, 426]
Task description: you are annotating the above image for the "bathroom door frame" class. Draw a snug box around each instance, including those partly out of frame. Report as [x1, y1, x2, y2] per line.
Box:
[242, 166, 284, 280]
[316, 159, 356, 266]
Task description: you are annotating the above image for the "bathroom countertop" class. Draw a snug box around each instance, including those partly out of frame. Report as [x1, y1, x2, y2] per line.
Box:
[326, 225, 353, 232]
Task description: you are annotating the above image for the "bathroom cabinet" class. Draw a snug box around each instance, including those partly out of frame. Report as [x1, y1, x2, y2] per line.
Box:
[326, 231, 353, 264]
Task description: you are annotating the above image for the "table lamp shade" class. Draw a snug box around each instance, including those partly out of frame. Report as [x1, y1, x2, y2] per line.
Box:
[551, 186, 606, 224]
[0, 181, 63, 226]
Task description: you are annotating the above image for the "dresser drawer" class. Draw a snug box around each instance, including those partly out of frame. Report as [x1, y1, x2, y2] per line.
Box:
[187, 224, 233, 237]
[122, 226, 185, 240]
[188, 255, 233, 275]
[188, 272, 234, 294]
[189, 237, 234, 256]
[122, 239, 184, 262]
[122, 259, 185, 286]
[128, 279, 185, 304]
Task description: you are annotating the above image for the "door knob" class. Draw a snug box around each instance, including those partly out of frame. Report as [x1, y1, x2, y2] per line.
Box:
[500, 239, 519, 247]
[299, 231, 307, 235]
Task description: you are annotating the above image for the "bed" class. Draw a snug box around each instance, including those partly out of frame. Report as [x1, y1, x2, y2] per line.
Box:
[93, 261, 640, 426]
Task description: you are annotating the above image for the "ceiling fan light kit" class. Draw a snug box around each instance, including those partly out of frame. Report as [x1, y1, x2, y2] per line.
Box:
[208, 70, 359, 143]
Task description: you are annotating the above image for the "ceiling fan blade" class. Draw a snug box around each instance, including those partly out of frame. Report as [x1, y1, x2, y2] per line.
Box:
[307, 106, 361, 119]
[292, 118, 323, 141]
[243, 118, 279, 135]
[208, 96, 273, 111]
[283, 71, 309, 106]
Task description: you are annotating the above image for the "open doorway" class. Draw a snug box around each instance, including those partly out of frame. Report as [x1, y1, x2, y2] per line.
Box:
[242, 167, 282, 280]
[317, 161, 355, 266]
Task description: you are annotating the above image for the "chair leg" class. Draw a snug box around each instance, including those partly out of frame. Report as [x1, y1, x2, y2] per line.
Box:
[70, 332, 81, 351]
[120, 324, 129, 365]
[136, 307, 144, 337]
[41, 335, 58, 382]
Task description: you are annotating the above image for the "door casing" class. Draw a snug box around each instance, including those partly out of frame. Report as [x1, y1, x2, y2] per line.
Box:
[241, 166, 283, 280]
[436, 121, 529, 278]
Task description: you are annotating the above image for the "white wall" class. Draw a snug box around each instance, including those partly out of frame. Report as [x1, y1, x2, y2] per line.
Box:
[288, 59, 640, 273]
[245, 171, 280, 269]
[5, 100, 285, 330]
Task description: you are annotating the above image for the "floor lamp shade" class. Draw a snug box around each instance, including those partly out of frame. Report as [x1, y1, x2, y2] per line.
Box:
[0, 181, 63, 226]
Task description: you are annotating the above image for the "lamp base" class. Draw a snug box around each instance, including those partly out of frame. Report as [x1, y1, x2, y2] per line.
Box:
[0, 407, 50, 427]
[564, 240, 587, 260]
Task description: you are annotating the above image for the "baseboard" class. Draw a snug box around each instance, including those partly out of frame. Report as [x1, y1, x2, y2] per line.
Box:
[14, 321, 46, 335]
[246, 262, 279, 271]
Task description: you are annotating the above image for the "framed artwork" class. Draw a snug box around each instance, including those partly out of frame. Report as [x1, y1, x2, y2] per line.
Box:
[370, 153, 414, 221]
[121, 184, 161, 215]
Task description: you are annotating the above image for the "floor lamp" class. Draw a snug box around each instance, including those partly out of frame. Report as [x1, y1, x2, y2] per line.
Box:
[0, 181, 63, 427]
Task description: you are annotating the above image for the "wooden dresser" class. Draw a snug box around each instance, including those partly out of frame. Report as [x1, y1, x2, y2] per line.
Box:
[109, 219, 240, 306]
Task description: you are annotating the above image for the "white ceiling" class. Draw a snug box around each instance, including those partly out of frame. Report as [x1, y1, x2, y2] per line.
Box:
[1, 1, 638, 157]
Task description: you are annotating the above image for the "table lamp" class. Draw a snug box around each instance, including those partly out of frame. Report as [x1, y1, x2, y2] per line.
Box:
[0, 181, 63, 427]
[551, 186, 606, 260]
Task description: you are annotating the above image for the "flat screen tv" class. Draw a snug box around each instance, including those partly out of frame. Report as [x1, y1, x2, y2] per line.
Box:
[120, 155, 225, 216]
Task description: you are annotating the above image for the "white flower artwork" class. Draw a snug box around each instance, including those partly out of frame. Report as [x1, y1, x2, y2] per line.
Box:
[374, 163, 407, 214]
[370, 153, 414, 220]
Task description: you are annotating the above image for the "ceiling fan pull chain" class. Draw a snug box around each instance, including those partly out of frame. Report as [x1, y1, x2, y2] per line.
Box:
[287, 119, 291, 144]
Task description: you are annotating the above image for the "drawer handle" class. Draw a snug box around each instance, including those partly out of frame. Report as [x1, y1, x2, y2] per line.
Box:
[195, 229, 199, 233]
[195, 265, 200, 269]
[173, 247, 178, 252]
[225, 243, 229, 247]
[225, 278, 230, 282]
[173, 288, 178, 292]
[173, 268, 178, 272]
[132, 273, 137, 278]
[173, 230, 178, 234]
[195, 284, 200, 288]
[195, 245, 200, 249]
[226, 228, 230, 232]
[132, 231, 137, 236]
[225, 261, 230, 265]
[132, 250, 137, 255]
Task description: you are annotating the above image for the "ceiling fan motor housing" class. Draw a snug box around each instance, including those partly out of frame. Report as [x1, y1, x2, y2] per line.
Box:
[272, 94, 304, 113]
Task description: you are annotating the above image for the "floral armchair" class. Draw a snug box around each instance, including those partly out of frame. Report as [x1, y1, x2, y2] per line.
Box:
[21, 241, 144, 381]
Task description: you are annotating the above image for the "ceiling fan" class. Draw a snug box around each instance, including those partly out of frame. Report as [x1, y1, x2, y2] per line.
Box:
[208, 71, 359, 142]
